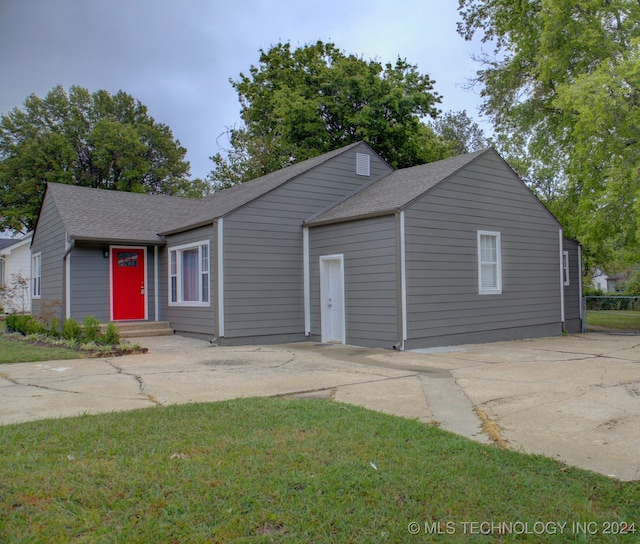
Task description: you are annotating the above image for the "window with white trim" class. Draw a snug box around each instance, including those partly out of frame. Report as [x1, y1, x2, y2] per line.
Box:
[32, 252, 41, 298]
[169, 241, 210, 305]
[563, 251, 570, 286]
[478, 231, 502, 294]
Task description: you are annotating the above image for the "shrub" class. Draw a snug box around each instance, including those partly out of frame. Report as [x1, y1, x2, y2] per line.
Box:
[6, 314, 35, 335]
[25, 318, 47, 336]
[62, 318, 82, 342]
[99, 322, 120, 346]
[83, 315, 101, 343]
[47, 317, 61, 338]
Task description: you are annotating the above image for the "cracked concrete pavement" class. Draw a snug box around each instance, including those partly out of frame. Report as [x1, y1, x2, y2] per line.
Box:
[1, 333, 639, 480]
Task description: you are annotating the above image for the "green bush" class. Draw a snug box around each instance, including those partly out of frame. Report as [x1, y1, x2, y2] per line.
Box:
[99, 322, 120, 346]
[6, 314, 35, 335]
[47, 317, 61, 338]
[62, 318, 83, 342]
[25, 318, 47, 336]
[83, 316, 101, 343]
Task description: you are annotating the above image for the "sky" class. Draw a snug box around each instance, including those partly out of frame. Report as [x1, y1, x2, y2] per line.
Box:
[0, 0, 489, 181]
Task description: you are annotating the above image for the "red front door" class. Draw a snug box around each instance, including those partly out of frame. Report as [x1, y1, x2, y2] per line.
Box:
[111, 248, 146, 320]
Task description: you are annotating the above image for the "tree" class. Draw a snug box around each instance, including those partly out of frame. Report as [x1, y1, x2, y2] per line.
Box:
[429, 110, 489, 155]
[457, 0, 640, 270]
[0, 85, 201, 233]
[210, 41, 451, 187]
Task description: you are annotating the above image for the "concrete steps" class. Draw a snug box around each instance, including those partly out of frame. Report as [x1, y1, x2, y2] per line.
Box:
[103, 321, 174, 338]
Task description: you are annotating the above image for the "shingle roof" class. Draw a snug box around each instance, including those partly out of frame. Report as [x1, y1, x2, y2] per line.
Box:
[46, 183, 207, 244]
[43, 142, 369, 243]
[160, 141, 365, 234]
[305, 148, 489, 225]
[0, 238, 16, 251]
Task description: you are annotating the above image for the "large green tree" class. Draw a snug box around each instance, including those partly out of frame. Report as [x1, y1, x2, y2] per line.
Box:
[457, 0, 640, 270]
[0, 85, 199, 233]
[210, 41, 452, 187]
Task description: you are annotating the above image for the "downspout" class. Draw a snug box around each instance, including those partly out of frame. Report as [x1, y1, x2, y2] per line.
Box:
[154, 245, 159, 322]
[63, 233, 74, 319]
[578, 243, 585, 333]
[303, 226, 310, 336]
[394, 211, 408, 351]
[217, 217, 225, 339]
[559, 230, 565, 331]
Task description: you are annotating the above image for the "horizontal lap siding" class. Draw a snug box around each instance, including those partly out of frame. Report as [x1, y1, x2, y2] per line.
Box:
[160, 226, 216, 337]
[70, 246, 110, 322]
[405, 152, 562, 347]
[309, 216, 397, 348]
[31, 194, 66, 321]
[70, 244, 158, 323]
[223, 146, 391, 341]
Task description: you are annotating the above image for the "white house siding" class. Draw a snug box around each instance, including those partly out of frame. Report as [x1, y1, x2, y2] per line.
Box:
[309, 215, 398, 349]
[1, 236, 32, 313]
[30, 194, 67, 321]
[220, 144, 392, 345]
[403, 152, 563, 348]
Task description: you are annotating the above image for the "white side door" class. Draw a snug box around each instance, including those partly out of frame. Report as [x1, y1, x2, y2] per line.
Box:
[320, 255, 345, 344]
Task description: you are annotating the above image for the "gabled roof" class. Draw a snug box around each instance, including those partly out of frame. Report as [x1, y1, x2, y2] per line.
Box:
[45, 183, 207, 244]
[0, 233, 32, 254]
[0, 238, 16, 251]
[159, 141, 367, 235]
[40, 141, 370, 243]
[305, 148, 488, 226]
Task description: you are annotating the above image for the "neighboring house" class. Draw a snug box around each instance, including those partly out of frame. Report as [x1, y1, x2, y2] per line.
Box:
[0, 233, 33, 313]
[592, 268, 626, 293]
[30, 142, 582, 349]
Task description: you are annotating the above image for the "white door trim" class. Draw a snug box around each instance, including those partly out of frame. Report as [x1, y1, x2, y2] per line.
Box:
[320, 254, 346, 344]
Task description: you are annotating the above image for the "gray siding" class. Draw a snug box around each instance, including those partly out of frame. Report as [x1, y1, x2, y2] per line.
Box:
[70, 245, 110, 322]
[221, 144, 392, 343]
[160, 224, 216, 338]
[404, 152, 563, 348]
[30, 192, 66, 321]
[309, 215, 398, 348]
[563, 238, 582, 333]
[69, 243, 158, 323]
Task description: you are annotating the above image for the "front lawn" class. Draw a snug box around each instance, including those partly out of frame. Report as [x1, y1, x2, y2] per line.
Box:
[1, 398, 637, 542]
[0, 331, 83, 364]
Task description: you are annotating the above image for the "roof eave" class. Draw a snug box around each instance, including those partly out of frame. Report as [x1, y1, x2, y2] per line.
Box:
[69, 235, 167, 246]
[304, 209, 397, 228]
[159, 219, 216, 236]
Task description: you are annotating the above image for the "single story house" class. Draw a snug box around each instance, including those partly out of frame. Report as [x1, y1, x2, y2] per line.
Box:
[30, 142, 582, 349]
[0, 233, 33, 313]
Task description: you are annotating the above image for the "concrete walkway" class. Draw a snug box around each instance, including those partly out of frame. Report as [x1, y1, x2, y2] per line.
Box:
[0, 333, 639, 480]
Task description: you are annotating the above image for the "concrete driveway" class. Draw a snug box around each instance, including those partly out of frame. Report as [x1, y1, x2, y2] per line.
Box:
[1, 333, 638, 481]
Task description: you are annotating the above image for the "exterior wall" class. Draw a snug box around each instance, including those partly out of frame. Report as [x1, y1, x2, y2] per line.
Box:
[69, 244, 110, 322]
[1, 238, 32, 313]
[563, 238, 583, 333]
[69, 243, 159, 323]
[221, 144, 392, 344]
[404, 151, 563, 348]
[160, 224, 216, 338]
[30, 193, 67, 321]
[309, 215, 398, 349]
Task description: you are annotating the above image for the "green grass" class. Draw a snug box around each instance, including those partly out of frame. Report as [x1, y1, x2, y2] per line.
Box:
[0, 332, 83, 364]
[1, 399, 638, 543]
[586, 310, 640, 332]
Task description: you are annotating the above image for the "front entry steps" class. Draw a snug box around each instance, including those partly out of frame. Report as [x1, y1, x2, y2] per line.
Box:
[103, 321, 174, 338]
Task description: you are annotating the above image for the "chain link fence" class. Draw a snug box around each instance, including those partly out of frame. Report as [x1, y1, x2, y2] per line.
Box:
[584, 296, 640, 333]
